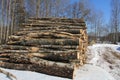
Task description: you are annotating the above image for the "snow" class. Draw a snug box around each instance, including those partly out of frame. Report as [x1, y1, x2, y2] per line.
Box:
[74, 64, 115, 80]
[0, 68, 70, 80]
[0, 44, 120, 80]
[86, 44, 120, 80]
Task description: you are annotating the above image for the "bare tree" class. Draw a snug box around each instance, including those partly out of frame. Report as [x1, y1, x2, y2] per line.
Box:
[88, 10, 105, 42]
[14, 0, 26, 30]
[6, 0, 9, 41]
[36, 0, 41, 18]
[25, 0, 36, 17]
[10, 0, 16, 35]
[1, 0, 5, 44]
[110, 0, 120, 43]
[68, 0, 91, 19]
[0, 0, 2, 44]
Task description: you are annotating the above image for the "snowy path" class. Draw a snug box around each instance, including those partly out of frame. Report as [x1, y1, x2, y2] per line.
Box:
[87, 44, 120, 80]
[74, 64, 115, 80]
[88, 46, 100, 65]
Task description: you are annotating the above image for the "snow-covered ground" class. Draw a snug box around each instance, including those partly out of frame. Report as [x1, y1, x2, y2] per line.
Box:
[74, 64, 115, 80]
[86, 44, 120, 80]
[0, 67, 70, 80]
[0, 44, 120, 80]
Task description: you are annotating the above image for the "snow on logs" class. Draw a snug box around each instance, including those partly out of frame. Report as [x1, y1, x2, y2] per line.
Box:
[0, 18, 88, 79]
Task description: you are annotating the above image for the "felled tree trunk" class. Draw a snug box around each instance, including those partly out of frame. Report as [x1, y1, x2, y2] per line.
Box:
[9, 32, 80, 40]
[0, 58, 74, 79]
[1, 45, 77, 50]
[0, 50, 77, 63]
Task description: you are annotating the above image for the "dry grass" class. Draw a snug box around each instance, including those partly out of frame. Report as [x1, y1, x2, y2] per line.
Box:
[103, 47, 120, 64]
[111, 52, 120, 59]
[103, 53, 116, 64]
[103, 47, 115, 64]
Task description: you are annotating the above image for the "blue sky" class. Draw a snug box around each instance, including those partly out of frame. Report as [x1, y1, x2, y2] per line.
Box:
[71, 0, 111, 24]
[91, 0, 111, 23]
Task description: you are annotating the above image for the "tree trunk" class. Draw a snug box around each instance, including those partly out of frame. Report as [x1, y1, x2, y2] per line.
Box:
[36, 0, 40, 18]
[7, 39, 79, 46]
[1, 45, 77, 50]
[0, 59, 74, 79]
[0, 50, 77, 63]
[1, 0, 5, 44]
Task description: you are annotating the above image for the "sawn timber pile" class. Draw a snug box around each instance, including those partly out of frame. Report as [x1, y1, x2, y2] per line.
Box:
[0, 18, 88, 79]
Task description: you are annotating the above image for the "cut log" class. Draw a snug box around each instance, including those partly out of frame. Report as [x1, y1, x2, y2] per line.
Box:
[23, 21, 86, 27]
[9, 33, 80, 41]
[1, 45, 77, 50]
[26, 32, 80, 38]
[0, 50, 29, 53]
[15, 30, 80, 36]
[20, 26, 86, 31]
[0, 49, 78, 53]
[1, 45, 29, 50]
[7, 39, 79, 46]
[15, 28, 85, 36]
[28, 17, 85, 23]
[0, 59, 74, 79]
[40, 45, 77, 49]
[0, 53, 31, 64]
[8, 35, 26, 41]
[0, 58, 9, 62]
[29, 52, 77, 62]
[0, 50, 78, 63]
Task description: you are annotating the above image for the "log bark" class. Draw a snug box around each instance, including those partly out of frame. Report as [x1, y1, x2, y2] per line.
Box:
[0, 49, 78, 53]
[0, 50, 77, 63]
[28, 17, 85, 23]
[15, 30, 81, 36]
[1, 45, 29, 50]
[20, 26, 86, 31]
[9, 33, 80, 41]
[23, 21, 86, 27]
[1, 45, 77, 50]
[26, 32, 80, 38]
[0, 59, 74, 79]
[7, 39, 79, 46]
[15, 28, 87, 36]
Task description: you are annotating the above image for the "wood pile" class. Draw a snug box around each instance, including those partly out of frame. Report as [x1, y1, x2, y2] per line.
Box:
[0, 18, 88, 79]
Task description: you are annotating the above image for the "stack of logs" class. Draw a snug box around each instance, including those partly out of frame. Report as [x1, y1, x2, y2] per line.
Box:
[0, 18, 88, 79]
